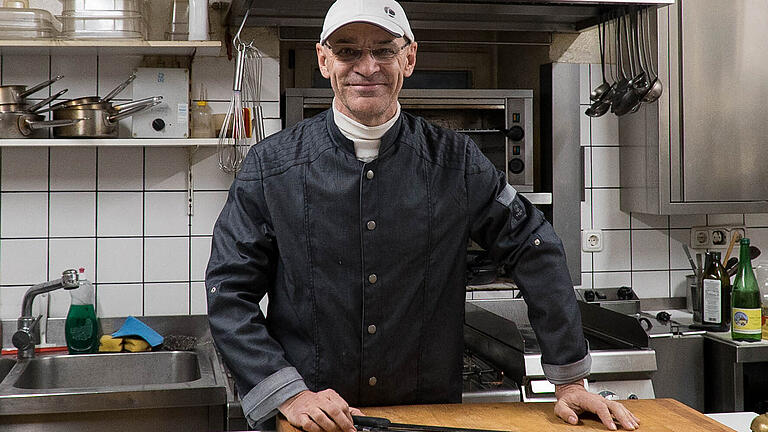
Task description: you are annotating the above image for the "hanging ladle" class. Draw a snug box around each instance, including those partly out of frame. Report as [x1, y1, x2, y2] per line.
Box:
[608, 11, 632, 112]
[640, 7, 663, 103]
[585, 17, 613, 117]
[589, 18, 611, 102]
[614, 9, 647, 115]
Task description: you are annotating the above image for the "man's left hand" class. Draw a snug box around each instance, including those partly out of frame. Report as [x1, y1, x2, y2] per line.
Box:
[554, 381, 640, 430]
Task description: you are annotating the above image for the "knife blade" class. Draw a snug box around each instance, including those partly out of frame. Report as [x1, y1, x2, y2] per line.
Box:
[353, 415, 510, 432]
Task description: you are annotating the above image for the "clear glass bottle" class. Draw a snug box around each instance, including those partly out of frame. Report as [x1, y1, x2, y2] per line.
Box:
[701, 251, 730, 328]
[191, 83, 214, 138]
[731, 238, 762, 342]
[65, 268, 101, 354]
[755, 261, 768, 340]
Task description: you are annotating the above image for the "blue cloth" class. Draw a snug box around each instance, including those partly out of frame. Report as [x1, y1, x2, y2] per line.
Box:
[112, 316, 164, 347]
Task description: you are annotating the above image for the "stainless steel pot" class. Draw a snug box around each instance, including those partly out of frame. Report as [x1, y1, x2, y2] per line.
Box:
[0, 112, 82, 139]
[0, 104, 30, 113]
[52, 96, 162, 138]
[0, 76, 64, 105]
[45, 74, 136, 112]
[0, 89, 69, 114]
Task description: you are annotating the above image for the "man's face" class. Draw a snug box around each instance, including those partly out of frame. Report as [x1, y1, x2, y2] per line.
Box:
[316, 23, 417, 126]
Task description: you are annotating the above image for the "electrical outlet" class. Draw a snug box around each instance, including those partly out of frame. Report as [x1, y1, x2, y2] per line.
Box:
[691, 227, 710, 248]
[582, 230, 603, 252]
[690, 226, 746, 250]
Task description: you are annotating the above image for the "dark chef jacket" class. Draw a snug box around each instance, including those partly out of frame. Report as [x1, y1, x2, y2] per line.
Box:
[206, 109, 591, 427]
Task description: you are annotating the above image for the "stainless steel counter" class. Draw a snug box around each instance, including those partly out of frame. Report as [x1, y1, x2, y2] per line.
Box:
[704, 331, 768, 413]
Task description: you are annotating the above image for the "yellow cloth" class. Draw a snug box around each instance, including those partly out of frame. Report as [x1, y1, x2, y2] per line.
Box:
[98, 335, 124, 352]
[123, 337, 151, 352]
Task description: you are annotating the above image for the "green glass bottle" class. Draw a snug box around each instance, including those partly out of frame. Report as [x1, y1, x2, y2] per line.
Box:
[732, 238, 762, 341]
[702, 251, 730, 328]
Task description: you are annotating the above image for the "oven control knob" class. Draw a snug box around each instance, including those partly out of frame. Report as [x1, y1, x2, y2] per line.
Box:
[508, 158, 524, 174]
[152, 119, 166, 131]
[628, 394, 639, 400]
[583, 290, 596, 302]
[505, 126, 525, 141]
[617, 286, 634, 300]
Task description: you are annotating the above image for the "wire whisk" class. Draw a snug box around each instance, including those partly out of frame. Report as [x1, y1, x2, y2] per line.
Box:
[218, 47, 250, 174]
[218, 0, 262, 173]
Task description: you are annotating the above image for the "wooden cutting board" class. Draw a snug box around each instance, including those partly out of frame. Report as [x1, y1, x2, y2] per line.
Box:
[277, 399, 736, 432]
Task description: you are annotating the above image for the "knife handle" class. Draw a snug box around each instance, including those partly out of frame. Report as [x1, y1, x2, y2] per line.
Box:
[353, 416, 392, 429]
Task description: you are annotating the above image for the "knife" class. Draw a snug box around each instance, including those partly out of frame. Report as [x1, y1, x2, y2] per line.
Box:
[353, 415, 510, 432]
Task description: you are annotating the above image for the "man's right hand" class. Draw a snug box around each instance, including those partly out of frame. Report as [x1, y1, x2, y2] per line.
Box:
[278, 389, 363, 432]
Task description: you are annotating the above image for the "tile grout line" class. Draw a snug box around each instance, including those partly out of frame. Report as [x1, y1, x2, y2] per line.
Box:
[188, 150, 193, 314]
[94, 148, 99, 316]
[142, 147, 146, 316]
[586, 65, 595, 289]
[46, 147, 51, 283]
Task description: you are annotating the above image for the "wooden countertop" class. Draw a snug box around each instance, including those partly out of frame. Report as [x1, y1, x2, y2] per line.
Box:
[277, 399, 736, 432]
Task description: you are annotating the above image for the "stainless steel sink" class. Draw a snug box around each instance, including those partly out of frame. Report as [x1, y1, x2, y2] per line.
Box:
[0, 358, 15, 382]
[0, 315, 228, 432]
[13, 351, 201, 389]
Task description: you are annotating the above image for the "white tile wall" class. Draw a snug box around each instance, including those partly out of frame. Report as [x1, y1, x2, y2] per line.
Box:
[0, 46, 281, 318]
[97, 147, 144, 190]
[1, 148, 49, 191]
[49, 192, 96, 237]
[1, 192, 48, 237]
[50, 148, 96, 190]
[579, 64, 768, 297]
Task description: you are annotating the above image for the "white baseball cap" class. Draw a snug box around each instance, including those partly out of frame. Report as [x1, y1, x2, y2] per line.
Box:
[320, 0, 415, 44]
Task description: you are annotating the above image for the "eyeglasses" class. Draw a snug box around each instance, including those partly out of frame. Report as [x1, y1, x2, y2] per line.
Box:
[324, 41, 409, 63]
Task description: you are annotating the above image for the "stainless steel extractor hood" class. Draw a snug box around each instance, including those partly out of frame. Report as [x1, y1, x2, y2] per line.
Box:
[227, 0, 675, 33]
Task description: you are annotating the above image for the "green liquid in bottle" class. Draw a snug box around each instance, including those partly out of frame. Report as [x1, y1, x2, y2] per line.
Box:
[65, 304, 100, 354]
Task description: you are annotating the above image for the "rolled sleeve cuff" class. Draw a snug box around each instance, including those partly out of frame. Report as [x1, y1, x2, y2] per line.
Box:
[241, 366, 309, 428]
[542, 351, 592, 385]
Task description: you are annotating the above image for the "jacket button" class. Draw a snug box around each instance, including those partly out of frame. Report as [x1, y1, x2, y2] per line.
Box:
[366, 170, 374, 179]
[369, 376, 377, 386]
[367, 220, 376, 230]
[534, 238, 541, 246]
[367, 325, 377, 334]
[368, 274, 378, 284]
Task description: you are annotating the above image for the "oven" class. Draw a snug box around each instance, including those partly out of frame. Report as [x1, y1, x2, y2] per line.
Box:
[285, 88, 535, 192]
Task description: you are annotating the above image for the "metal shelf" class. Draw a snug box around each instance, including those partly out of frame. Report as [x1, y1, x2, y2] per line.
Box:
[0, 40, 222, 57]
[0, 138, 218, 147]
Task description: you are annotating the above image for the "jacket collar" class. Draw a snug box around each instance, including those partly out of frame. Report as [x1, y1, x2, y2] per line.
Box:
[325, 108, 403, 159]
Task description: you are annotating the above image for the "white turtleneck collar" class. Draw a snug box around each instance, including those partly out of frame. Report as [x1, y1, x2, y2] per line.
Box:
[332, 99, 401, 163]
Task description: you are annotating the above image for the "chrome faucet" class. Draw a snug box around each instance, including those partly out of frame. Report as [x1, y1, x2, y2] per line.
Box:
[12, 269, 80, 359]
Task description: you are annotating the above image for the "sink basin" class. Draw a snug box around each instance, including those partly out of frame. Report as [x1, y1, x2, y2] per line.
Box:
[13, 351, 200, 389]
[0, 358, 16, 382]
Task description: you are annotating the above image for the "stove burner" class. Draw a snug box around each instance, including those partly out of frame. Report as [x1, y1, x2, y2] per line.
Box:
[463, 351, 511, 391]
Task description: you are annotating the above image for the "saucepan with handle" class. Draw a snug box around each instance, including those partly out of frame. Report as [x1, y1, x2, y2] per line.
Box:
[0, 75, 65, 105]
[0, 111, 84, 139]
[0, 89, 69, 114]
[40, 74, 137, 113]
[52, 96, 162, 138]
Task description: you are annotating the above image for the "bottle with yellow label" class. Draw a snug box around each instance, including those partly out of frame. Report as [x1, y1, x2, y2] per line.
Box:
[755, 262, 768, 339]
[732, 238, 762, 342]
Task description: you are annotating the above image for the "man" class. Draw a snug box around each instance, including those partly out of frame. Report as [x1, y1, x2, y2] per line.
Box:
[206, 0, 639, 431]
